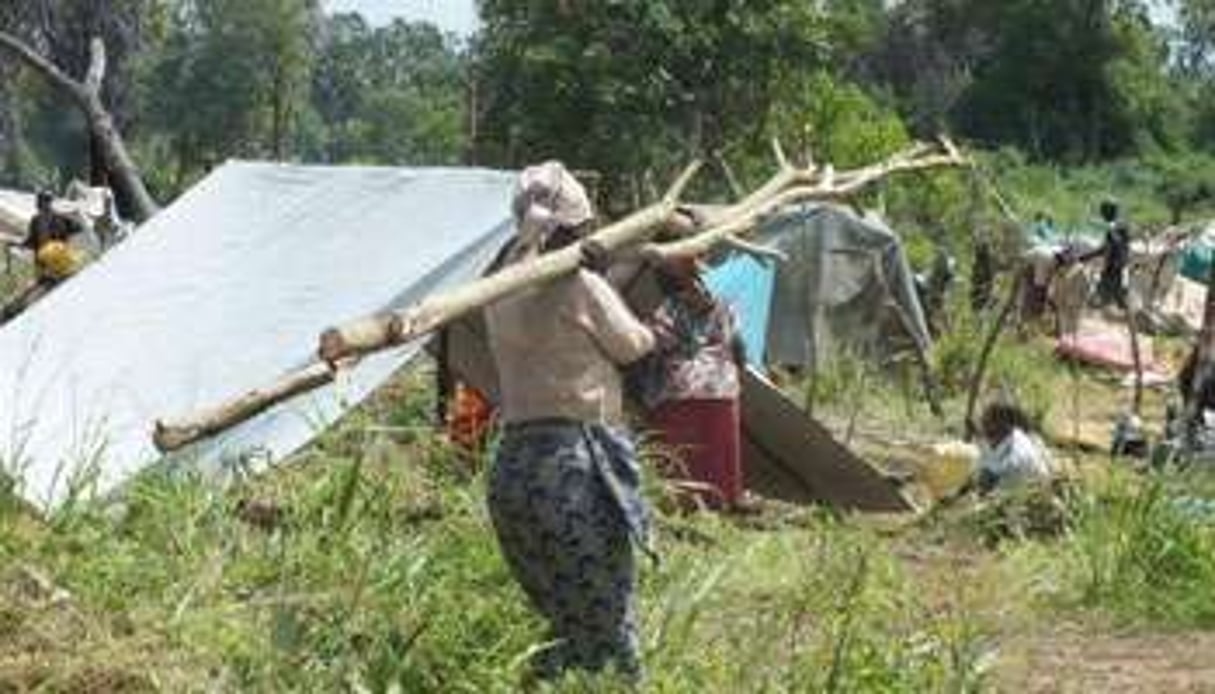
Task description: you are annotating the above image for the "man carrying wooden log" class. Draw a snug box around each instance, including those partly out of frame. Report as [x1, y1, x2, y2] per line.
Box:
[483, 161, 656, 683]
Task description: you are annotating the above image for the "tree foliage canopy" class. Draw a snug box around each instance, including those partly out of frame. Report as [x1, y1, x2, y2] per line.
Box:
[0, 0, 1212, 218]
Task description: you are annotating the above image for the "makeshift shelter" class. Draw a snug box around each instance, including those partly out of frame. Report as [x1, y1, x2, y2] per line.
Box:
[0, 162, 515, 509]
[751, 204, 931, 368]
[0, 162, 913, 514]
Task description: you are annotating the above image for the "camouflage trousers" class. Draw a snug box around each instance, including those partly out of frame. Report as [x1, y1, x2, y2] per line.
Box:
[487, 420, 647, 681]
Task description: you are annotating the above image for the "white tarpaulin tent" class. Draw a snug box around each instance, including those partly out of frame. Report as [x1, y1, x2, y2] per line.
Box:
[0, 161, 515, 509]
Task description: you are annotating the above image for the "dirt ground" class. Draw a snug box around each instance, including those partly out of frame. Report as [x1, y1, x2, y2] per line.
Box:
[1000, 623, 1215, 693]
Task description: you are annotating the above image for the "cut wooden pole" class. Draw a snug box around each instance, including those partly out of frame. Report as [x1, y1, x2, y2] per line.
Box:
[1125, 292, 1144, 416]
[152, 362, 336, 452]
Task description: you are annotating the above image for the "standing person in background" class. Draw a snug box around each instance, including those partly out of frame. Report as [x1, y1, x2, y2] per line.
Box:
[2, 190, 85, 322]
[484, 161, 655, 683]
[24, 190, 83, 286]
[1086, 198, 1132, 309]
[644, 255, 754, 512]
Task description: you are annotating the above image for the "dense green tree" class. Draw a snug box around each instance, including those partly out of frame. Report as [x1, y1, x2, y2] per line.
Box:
[475, 0, 839, 208]
[864, 0, 1181, 161]
[312, 15, 468, 165]
[142, 0, 318, 189]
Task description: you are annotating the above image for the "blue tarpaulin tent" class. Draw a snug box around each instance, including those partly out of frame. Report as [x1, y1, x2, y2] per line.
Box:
[704, 253, 777, 367]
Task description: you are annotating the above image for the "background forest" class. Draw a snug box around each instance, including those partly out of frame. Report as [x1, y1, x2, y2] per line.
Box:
[3, 1, 1215, 233]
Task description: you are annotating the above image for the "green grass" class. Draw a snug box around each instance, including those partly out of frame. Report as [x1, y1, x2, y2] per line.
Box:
[1056, 470, 1215, 627]
[0, 400, 1004, 692]
[3, 342, 1215, 691]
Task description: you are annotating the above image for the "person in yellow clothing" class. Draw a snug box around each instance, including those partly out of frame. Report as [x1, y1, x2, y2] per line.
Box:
[23, 190, 84, 285]
[1, 191, 85, 323]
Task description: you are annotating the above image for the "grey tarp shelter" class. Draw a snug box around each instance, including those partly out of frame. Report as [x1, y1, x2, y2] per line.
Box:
[758, 204, 931, 368]
[0, 162, 515, 510]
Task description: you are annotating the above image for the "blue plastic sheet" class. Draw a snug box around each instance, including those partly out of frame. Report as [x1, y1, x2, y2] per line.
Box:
[704, 252, 777, 366]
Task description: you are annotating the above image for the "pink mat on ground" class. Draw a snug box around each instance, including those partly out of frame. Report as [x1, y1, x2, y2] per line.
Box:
[1055, 317, 1160, 373]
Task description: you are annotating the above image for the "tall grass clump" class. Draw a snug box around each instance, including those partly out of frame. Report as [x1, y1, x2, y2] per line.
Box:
[1065, 474, 1215, 627]
[641, 518, 996, 693]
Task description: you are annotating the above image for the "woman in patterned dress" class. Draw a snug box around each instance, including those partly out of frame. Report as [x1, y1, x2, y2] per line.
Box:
[484, 161, 656, 681]
[645, 256, 749, 510]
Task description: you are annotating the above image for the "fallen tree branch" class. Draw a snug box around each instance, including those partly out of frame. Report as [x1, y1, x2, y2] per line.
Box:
[649, 138, 967, 261]
[154, 137, 967, 451]
[0, 30, 85, 101]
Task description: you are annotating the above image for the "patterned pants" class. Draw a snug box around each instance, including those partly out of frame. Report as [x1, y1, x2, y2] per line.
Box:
[488, 422, 643, 681]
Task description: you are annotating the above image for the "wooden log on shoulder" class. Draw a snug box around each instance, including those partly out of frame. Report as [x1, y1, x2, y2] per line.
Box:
[315, 161, 704, 364]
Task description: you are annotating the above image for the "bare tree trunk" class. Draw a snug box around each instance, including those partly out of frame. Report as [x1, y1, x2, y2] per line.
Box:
[0, 32, 157, 222]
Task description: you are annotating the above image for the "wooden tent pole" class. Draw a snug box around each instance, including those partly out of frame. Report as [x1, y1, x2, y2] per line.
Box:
[964, 270, 1026, 440]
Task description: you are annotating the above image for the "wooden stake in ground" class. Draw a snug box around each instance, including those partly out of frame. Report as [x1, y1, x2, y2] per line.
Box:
[1126, 292, 1144, 416]
[154, 140, 967, 452]
[964, 270, 1026, 441]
